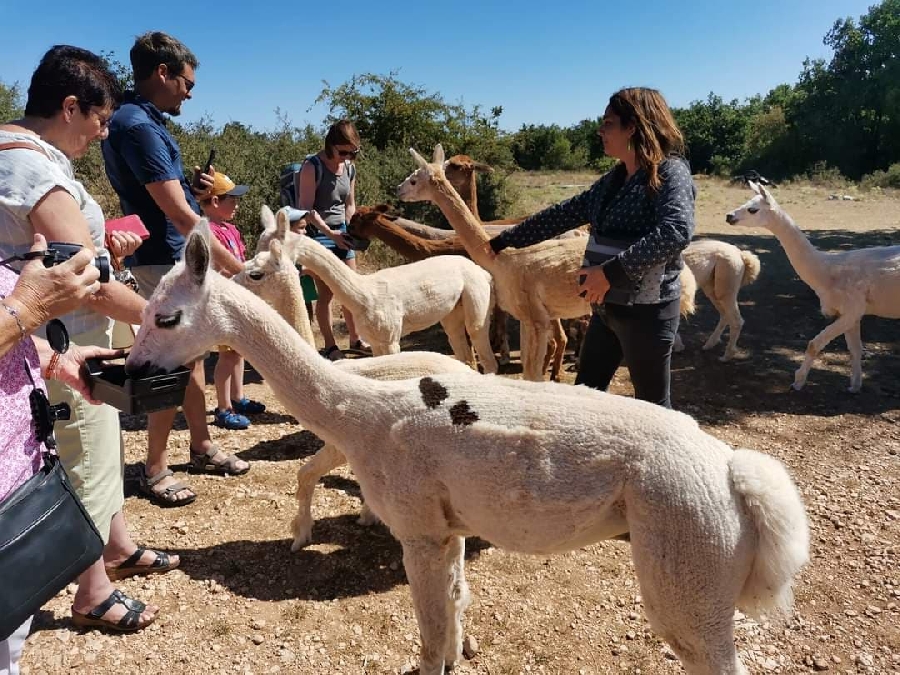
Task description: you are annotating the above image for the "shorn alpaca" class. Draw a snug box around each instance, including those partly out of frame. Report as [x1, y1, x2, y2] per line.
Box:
[128, 220, 809, 675]
[675, 239, 761, 360]
[727, 181, 900, 392]
[347, 204, 576, 380]
[398, 144, 696, 381]
[267, 206, 498, 372]
[235, 230, 472, 548]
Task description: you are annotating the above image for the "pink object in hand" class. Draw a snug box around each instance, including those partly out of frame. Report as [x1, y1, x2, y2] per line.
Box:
[105, 215, 149, 241]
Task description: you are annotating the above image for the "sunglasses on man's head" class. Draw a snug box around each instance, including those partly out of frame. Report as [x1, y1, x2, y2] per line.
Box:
[337, 148, 360, 159]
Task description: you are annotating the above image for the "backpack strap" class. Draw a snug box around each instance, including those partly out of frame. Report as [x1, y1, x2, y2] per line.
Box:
[0, 141, 51, 159]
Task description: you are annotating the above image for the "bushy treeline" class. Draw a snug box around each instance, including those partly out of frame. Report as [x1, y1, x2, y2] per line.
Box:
[514, 0, 899, 183]
[1, 0, 896, 248]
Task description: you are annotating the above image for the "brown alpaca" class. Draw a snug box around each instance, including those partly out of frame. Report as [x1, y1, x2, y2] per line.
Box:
[399, 145, 696, 381]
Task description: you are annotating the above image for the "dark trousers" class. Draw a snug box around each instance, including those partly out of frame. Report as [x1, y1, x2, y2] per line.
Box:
[575, 299, 681, 408]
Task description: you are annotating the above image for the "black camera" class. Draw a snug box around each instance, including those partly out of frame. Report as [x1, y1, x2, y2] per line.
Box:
[42, 242, 110, 283]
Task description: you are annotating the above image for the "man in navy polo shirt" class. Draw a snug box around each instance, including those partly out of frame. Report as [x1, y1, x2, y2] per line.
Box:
[103, 31, 250, 507]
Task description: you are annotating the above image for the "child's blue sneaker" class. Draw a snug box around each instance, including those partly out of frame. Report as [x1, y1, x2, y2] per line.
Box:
[232, 397, 266, 415]
[214, 408, 250, 430]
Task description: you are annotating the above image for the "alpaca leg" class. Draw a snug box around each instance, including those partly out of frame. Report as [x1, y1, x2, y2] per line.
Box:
[401, 537, 455, 675]
[444, 536, 470, 666]
[793, 314, 861, 391]
[547, 319, 567, 381]
[291, 444, 347, 551]
[357, 503, 381, 526]
[441, 309, 477, 369]
[702, 291, 728, 351]
[521, 322, 550, 381]
[844, 321, 863, 393]
[720, 304, 745, 362]
[630, 523, 747, 674]
[491, 308, 510, 365]
[461, 289, 499, 374]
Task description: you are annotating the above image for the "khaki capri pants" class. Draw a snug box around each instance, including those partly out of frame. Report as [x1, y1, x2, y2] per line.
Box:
[46, 321, 124, 544]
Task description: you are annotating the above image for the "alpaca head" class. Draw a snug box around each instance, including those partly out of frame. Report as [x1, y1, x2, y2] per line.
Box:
[235, 236, 294, 310]
[347, 204, 395, 243]
[444, 155, 493, 196]
[725, 181, 779, 226]
[126, 220, 219, 376]
[256, 204, 292, 255]
[396, 144, 447, 203]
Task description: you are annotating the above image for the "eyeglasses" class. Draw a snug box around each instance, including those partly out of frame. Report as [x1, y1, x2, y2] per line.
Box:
[337, 148, 360, 158]
[173, 73, 195, 92]
[92, 109, 112, 129]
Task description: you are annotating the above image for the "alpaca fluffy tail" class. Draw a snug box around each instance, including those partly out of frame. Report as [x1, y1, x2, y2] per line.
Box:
[730, 448, 809, 618]
[679, 265, 697, 317]
[739, 251, 761, 287]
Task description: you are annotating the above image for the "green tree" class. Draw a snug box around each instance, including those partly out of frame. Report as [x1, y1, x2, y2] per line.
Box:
[0, 80, 24, 121]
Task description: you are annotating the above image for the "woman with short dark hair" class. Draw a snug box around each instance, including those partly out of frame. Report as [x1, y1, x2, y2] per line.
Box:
[0, 44, 177, 633]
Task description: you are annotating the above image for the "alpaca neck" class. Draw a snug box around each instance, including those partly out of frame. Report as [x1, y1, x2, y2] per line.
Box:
[278, 272, 316, 346]
[370, 219, 439, 262]
[763, 209, 830, 290]
[457, 177, 479, 220]
[209, 277, 383, 443]
[295, 241, 369, 312]
[393, 218, 455, 241]
[428, 175, 495, 269]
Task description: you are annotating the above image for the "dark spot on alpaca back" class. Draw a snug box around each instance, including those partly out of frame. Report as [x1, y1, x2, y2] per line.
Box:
[449, 401, 479, 426]
[419, 377, 449, 408]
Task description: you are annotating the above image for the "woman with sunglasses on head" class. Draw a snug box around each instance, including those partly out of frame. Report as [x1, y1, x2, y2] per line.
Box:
[0, 45, 176, 634]
[294, 119, 370, 359]
[487, 88, 695, 409]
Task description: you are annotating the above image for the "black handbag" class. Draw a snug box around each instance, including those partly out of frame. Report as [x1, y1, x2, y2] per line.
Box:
[0, 451, 103, 640]
[0, 315, 103, 641]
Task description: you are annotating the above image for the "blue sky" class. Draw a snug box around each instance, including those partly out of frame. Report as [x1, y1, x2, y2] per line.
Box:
[0, 0, 875, 133]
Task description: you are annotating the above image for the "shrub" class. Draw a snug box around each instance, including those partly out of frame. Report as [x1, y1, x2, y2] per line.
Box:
[861, 163, 900, 190]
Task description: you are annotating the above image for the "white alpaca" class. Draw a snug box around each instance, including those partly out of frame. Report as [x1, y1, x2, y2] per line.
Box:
[726, 181, 900, 392]
[235, 231, 471, 549]
[268, 207, 498, 373]
[127, 220, 809, 675]
[675, 239, 761, 361]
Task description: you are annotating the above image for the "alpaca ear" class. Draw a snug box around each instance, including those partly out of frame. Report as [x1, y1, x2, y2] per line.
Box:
[410, 147, 427, 168]
[270, 238, 283, 259]
[747, 180, 761, 195]
[185, 219, 211, 285]
[758, 184, 773, 205]
[260, 204, 276, 232]
[433, 144, 445, 166]
[275, 207, 290, 240]
[375, 204, 391, 213]
[473, 161, 494, 173]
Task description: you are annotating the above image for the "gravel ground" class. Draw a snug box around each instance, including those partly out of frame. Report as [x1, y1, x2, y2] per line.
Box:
[19, 180, 900, 674]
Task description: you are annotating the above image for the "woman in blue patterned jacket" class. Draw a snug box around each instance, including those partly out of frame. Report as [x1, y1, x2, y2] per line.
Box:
[488, 88, 695, 408]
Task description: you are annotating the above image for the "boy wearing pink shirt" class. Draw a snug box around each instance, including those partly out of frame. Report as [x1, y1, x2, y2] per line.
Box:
[199, 172, 266, 430]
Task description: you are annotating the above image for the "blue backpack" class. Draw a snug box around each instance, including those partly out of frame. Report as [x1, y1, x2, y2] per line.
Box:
[279, 154, 355, 208]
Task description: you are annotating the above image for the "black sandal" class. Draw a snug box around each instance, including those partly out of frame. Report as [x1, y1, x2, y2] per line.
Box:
[318, 344, 345, 361]
[71, 589, 155, 632]
[106, 547, 180, 581]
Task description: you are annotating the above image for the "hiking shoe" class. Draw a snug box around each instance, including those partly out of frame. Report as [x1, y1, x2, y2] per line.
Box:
[213, 408, 250, 430]
[232, 397, 266, 415]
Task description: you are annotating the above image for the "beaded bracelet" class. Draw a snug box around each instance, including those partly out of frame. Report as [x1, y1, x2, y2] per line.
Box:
[0, 299, 27, 341]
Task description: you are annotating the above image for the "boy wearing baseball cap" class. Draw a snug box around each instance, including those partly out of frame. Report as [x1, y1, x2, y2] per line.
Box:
[199, 172, 266, 430]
